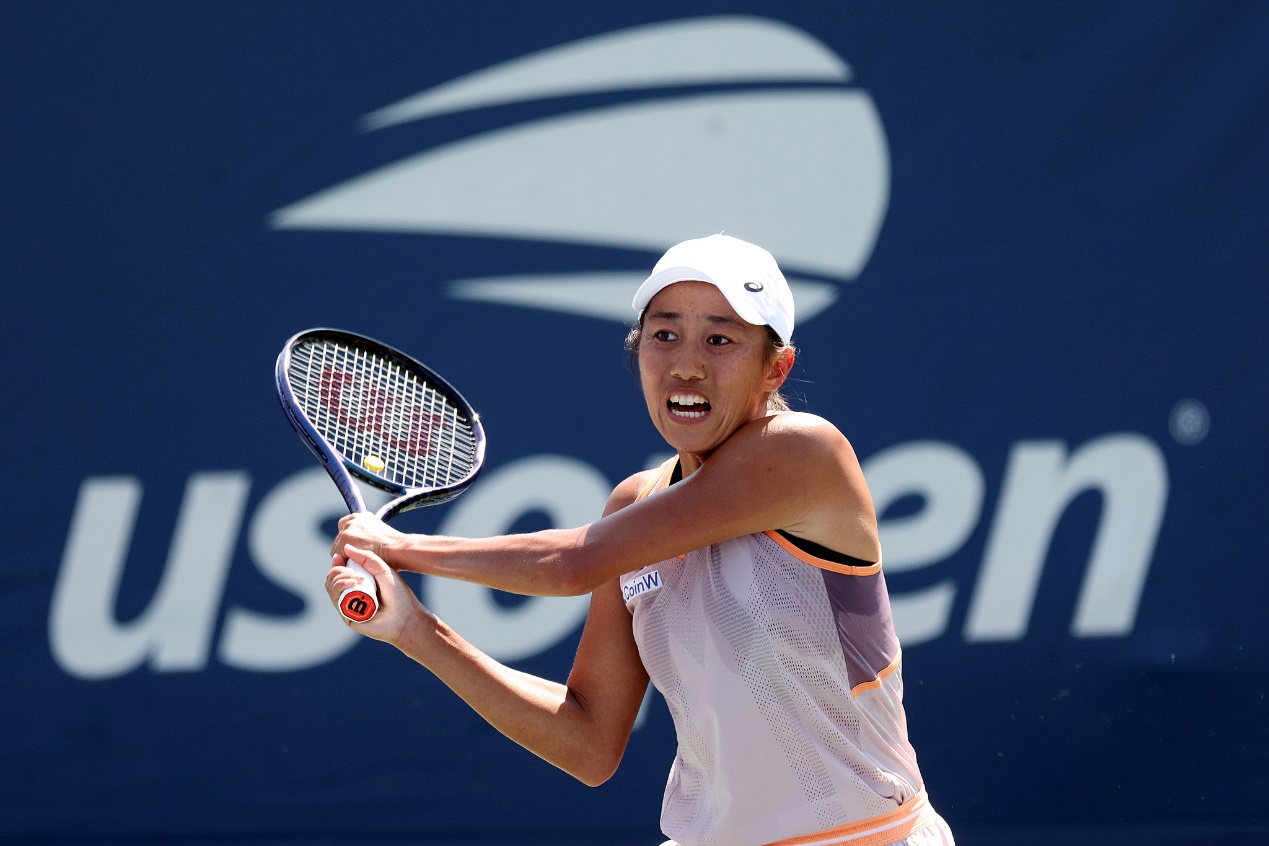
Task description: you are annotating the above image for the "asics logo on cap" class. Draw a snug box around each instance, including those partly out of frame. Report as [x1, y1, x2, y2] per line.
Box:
[632, 234, 797, 343]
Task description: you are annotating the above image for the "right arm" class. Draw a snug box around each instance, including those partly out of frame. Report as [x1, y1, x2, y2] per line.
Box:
[328, 471, 655, 785]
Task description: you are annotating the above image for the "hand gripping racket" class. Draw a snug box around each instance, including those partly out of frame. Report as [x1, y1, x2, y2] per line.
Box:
[276, 328, 486, 622]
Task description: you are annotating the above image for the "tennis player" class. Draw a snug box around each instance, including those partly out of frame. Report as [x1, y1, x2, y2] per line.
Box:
[327, 234, 955, 846]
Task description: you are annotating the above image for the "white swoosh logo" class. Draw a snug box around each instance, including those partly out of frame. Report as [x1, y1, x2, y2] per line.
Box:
[359, 16, 850, 128]
[271, 17, 889, 327]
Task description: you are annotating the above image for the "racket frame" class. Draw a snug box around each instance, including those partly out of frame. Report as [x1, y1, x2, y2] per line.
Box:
[275, 327, 487, 522]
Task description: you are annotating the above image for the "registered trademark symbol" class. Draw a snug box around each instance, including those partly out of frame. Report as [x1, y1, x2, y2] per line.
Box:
[1169, 398, 1209, 445]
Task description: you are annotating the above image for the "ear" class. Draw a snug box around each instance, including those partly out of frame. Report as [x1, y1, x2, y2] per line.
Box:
[766, 347, 795, 390]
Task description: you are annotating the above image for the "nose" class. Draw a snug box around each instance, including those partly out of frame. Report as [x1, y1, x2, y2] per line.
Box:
[669, 344, 705, 381]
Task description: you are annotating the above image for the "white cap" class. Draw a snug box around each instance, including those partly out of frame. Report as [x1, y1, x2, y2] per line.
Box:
[632, 234, 795, 344]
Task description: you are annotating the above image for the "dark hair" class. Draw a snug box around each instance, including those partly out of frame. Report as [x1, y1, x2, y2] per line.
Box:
[624, 317, 795, 412]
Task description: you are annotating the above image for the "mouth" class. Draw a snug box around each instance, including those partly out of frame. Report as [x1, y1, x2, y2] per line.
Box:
[667, 391, 711, 420]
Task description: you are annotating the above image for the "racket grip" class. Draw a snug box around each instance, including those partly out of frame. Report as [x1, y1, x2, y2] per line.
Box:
[337, 559, 379, 623]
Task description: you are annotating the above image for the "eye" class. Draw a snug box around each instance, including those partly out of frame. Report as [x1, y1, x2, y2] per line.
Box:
[706, 334, 733, 346]
[651, 329, 678, 342]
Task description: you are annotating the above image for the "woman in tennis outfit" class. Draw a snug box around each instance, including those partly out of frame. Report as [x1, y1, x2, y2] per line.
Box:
[327, 235, 955, 846]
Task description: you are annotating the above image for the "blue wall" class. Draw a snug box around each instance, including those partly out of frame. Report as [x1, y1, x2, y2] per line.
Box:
[3, 3, 1267, 843]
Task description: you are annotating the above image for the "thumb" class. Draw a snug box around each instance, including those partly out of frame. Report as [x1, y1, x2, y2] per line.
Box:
[343, 544, 392, 579]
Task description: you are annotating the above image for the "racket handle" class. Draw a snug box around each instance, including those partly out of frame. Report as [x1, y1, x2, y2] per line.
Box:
[337, 559, 379, 623]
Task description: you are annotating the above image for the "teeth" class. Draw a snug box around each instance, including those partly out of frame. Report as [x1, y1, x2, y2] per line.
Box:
[669, 393, 710, 419]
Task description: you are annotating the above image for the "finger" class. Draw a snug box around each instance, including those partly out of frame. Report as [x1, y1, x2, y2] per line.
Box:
[342, 543, 389, 572]
[325, 560, 357, 595]
[326, 553, 368, 586]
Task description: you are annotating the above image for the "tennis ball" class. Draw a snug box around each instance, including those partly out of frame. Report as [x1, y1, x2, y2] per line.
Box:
[363, 454, 386, 473]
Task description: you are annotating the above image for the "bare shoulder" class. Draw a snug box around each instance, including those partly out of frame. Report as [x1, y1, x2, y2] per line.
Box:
[603, 467, 664, 517]
[762, 411, 848, 441]
[703, 411, 870, 504]
[737, 411, 860, 468]
[725, 412, 878, 560]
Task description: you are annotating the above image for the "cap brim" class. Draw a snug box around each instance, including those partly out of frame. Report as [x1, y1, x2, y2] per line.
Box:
[632, 270, 771, 329]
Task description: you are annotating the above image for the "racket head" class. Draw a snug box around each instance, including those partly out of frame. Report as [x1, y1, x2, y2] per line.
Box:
[276, 328, 486, 518]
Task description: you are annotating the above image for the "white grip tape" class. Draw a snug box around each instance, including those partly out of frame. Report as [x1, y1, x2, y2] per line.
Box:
[337, 559, 379, 621]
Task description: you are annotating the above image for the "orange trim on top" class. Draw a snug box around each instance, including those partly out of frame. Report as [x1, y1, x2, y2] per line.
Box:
[636, 457, 678, 501]
[763, 531, 882, 576]
[635, 458, 688, 559]
[849, 652, 903, 699]
[766, 790, 933, 846]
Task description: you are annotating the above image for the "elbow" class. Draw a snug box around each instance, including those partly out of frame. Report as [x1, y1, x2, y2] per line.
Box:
[552, 543, 606, 596]
[559, 713, 628, 787]
[577, 772, 614, 789]
[571, 752, 622, 788]
[556, 563, 601, 597]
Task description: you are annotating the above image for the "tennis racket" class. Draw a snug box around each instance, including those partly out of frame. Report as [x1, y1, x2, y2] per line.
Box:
[275, 328, 486, 622]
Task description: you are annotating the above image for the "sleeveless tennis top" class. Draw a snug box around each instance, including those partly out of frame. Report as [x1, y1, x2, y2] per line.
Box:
[621, 458, 932, 846]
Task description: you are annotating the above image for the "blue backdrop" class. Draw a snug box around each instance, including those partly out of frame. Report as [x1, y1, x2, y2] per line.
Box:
[3, 3, 1267, 844]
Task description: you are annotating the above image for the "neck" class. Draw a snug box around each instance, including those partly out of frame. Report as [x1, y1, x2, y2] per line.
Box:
[676, 452, 704, 478]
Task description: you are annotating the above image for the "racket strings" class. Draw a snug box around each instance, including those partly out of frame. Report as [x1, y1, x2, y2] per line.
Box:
[289, 339, 478, 490]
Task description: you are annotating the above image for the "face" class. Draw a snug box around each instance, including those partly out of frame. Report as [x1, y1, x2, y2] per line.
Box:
[637, 281, 791, 469]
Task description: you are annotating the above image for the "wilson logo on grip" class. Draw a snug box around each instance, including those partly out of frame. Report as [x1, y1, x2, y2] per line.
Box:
[340, 591, 375, 623]
[318, 366, 443, 456]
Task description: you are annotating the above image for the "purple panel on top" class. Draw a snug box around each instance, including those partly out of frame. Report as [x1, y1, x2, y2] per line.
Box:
[821, 569, 901, 692]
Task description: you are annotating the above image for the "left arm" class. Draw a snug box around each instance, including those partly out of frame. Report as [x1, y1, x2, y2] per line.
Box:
[333, 412, 878, 595]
